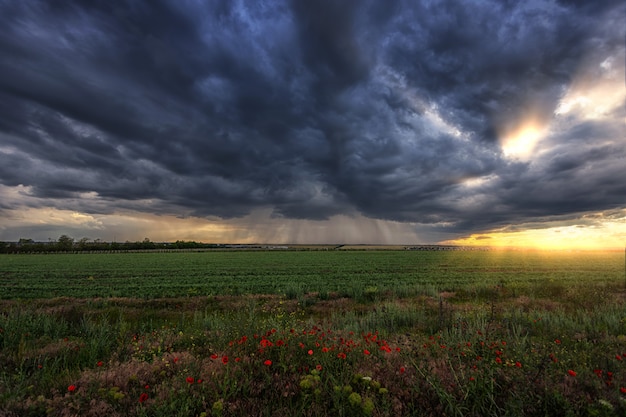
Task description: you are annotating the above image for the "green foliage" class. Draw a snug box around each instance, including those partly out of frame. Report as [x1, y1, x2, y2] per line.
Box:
[0, 250, 625, 416]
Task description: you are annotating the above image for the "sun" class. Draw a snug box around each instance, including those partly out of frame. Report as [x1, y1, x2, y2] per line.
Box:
[501, 122, 544, 160]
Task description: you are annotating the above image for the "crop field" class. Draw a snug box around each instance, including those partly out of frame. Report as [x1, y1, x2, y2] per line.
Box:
[1, 249, 626, 416]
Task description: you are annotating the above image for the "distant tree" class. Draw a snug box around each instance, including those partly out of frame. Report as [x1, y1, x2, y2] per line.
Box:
[57, 235, 74, 251]
[18, 238, 35, 246]
[77, 237, 90, 250]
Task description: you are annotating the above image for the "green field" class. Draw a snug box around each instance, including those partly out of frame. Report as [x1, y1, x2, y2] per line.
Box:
[1, 250, 625, 416]
[1, 250, 623, 299]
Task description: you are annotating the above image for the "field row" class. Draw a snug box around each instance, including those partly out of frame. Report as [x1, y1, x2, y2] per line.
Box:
[1, 250, 623, 299]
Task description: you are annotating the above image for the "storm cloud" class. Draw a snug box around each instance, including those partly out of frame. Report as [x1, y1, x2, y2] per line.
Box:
[0, 0, 624, 242]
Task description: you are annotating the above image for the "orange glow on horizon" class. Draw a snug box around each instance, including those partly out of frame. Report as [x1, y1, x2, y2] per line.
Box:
[444, 222, 626, 251]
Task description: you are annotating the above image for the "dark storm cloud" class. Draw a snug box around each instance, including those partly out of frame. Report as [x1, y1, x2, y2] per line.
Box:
[0, 0, 624, 236]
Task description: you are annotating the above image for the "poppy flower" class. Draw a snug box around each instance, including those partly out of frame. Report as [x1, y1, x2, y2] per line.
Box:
[495, 357, 502, 364]
[138, 392, 149, 403]
[567, 370, 577, 377]
[308, 349, 314, 355]
[68, 385, 76, 392]
[515, 362, 522, 368]
[620, 387, 626, 394]
[264, 359, 272, 366]
[399, 367, 406, 374]
[316, 364, 323, 371]
[222, 356, 229, 364]
[363, 349, 370, 355]
[97, 361, 103, 367]
[186, 376, 195, 384]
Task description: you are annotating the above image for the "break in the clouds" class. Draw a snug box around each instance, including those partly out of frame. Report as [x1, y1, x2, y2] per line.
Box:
[0, 0, 624, 244]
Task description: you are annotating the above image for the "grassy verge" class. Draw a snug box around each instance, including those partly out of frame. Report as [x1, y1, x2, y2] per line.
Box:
[1, 278, 626, 416]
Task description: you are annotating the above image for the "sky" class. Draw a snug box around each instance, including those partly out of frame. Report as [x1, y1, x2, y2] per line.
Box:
[0, 0, 625, 249]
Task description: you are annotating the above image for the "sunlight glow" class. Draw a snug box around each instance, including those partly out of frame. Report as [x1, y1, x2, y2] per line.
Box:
[500, 121, 545, 160]
[444, 215, 626, 251]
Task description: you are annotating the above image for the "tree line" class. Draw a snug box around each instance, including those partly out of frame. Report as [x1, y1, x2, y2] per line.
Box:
[0, 236, 222, 253]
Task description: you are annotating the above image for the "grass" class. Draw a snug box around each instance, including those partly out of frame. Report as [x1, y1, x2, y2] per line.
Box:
[0, 249, 625, 415]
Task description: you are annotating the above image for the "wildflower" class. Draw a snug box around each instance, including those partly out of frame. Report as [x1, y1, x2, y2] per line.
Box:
[554, 339, 561, 344]
[68, 385, 76, 392]
[337, 352, 347, 359]
[316, 364, 323, 371]
[210, 354, 218, 360]
[186, 376, 195, 384]
[197, 379, 203, 384]
[264, 359, 272, 366]
[363, 349, 370, 355]
[308, 349, 314, 355]
[97, 361, 103, 367]
[616, 354, 623, 361]
[515, 361, 522, 368]
[495, 357, 502, 364]
[173, 357, 180, 363]
[222, 356, 228, 364]
[620, 387, 626, 394]
[399, 367, 406, 374]
[138, 392, 149, 403]
[567, 370, 577, 377]
[144, 385, 150, 389]
[235, 357, 241, 362]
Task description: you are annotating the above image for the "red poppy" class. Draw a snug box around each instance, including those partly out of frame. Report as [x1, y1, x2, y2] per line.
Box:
[616, 354, 623, 361]
[138, 392, 149, 403]
[316, 364, 323, 371]
[620, 387, 626, 394]
[264, 359, 272, 366]
[495, 357, 502, 364]
[363, 349, 370, 355]
[554, 339, 561, 344]
[68, 385, 76, 392]
[97, 361, 103, 367]
[210, 354, 218, 360]
[222, 356, 229, 364]
[173, 357, 179, 363]
[186, 376, 195, 384]
[515, 362, 522, 368]
[337, 352, 347, 359]
[308, 349, 314, 355]
[567, 370, 577, 377]
[235, 357, 241, 362]
[197, 379, 203, 384]
[399, 367, 406, 374]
